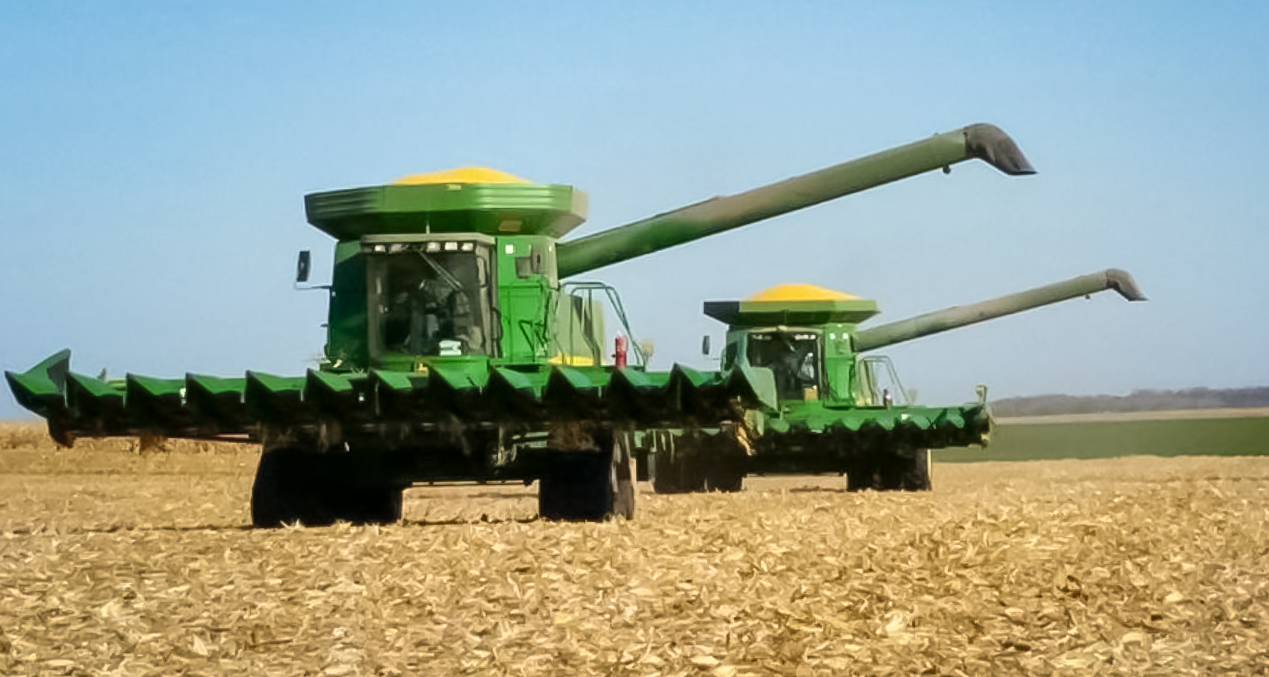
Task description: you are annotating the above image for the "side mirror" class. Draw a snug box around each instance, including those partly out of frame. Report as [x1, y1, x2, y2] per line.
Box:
[296, 250, 311, 283]
[701, 335, 711, 356]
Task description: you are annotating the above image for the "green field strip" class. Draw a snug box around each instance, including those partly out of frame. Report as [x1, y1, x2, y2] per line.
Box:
[938, 416, 1269, 462]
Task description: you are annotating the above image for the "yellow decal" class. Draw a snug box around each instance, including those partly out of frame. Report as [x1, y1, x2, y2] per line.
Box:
[548, 354, 597, 367]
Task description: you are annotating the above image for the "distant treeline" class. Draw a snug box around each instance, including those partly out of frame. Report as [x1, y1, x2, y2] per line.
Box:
[991, 387, 1269, 417]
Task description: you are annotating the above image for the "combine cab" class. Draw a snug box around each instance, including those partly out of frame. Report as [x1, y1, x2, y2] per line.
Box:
[651, 272, 1146, 493]
[9, 124, 1043, 526]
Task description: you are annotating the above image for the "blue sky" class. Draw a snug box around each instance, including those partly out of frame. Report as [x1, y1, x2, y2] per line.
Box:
[1, 2, 1266, 418]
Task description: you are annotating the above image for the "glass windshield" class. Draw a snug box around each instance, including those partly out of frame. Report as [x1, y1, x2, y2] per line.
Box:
[747, 331, 820, 401]
[858, 356, 909, 407]
[370, 243, 493, 358]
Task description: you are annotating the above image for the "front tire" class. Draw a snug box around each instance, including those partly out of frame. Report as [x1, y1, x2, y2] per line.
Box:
[846, 457, 882, 492]
[846, 448, 932, 492]
[538, 451, 612, 521]
[651, 442, 708, 494]
[898, 448, 932, 491]
[704, 446, 746, 493]
[539, 432, 636, 521]
[251, 448, 404, 528]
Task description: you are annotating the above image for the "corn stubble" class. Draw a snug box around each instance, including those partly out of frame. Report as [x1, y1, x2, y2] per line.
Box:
[0, 423, 1266, 675]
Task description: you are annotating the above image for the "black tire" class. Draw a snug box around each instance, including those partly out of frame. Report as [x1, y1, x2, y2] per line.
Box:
[705, 452, 745, 493]
[611, 433, 637, 519]
[845, 458, 882, 492]
[342, 484, 405, 524]
[651, 455, 683, 494]
[651, 445, 708, 494]
[251, 448, 403, 528]
[846, 448, 932, 493]
[539, 433, 638, 521]
[898, 448, 932, 491]
[538, 451, 613, 521]
[252, 448, 315, 527]
[878, 453, 906, 490]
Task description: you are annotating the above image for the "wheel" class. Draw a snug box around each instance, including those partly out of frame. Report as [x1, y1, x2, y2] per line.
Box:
[898, 448, 932, 491]
[881, 447, 932, 491]
[341, 484, 405, 523]
[611, 432, 637, 520]
[704, 447, 746, 493]
[651, 440, 708, 495]
[653, 452, 708, 494]
[651, 453, 684, 494]
[878, 454, 905, 490]
[846, 448, 931, 493]
[845, 457, 882, 492]
[538, 451, 613, 521]
[252, 448, 319, 527]
[251, 448, 403, 528]
[539, 433, 637, 521]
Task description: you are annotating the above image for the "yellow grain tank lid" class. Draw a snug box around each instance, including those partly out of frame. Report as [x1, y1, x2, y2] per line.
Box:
[746, 284, 859, 302]
[705, 283, 878, 326]
[392, 167, 531, 185]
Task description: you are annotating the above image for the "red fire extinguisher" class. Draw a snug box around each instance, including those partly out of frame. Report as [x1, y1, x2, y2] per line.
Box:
[613, 336, 628, 369]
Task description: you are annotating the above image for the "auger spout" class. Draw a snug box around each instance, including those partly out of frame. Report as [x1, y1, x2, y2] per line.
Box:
[556, 123, 1035, 278]
[853, 269, 1146, 353]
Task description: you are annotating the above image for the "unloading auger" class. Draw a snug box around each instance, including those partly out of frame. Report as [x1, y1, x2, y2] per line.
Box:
[8, 124, 1036, 526]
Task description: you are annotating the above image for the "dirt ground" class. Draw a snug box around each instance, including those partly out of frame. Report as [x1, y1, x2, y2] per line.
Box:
[0, 430, 1266, 675]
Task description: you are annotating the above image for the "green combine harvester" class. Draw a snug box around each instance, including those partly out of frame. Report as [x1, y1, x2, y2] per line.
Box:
[650, 271, 1145, 494]
[6, 123, 1135, 526]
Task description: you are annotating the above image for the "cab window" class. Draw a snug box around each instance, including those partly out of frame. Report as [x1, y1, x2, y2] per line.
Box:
[746, 332, 820, 400]
[368, 241, 494, 358]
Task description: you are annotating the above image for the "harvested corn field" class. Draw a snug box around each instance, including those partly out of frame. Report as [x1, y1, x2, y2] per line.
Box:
[1, 425, 1267, 675]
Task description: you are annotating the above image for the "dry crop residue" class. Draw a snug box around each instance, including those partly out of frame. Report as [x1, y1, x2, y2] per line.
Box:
[0, 429, 1266, 675]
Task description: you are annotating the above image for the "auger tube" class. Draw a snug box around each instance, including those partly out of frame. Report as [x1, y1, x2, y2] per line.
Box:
[853, 269, 1146, 352]
[556, 123, 1035, 278]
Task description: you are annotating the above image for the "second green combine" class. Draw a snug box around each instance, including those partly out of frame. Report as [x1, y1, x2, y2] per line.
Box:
[648, 271, 1145, 494]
